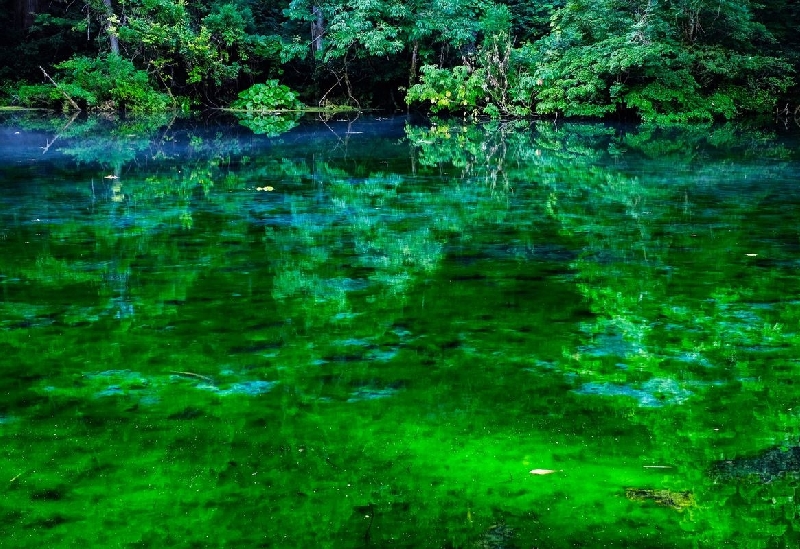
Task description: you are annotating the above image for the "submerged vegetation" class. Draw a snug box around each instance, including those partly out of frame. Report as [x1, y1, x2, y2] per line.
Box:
[2, 112, 800, 546]
[1, 0, 799, 120]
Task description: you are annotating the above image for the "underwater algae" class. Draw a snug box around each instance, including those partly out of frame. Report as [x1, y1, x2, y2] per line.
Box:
[1, 115, 800, 547]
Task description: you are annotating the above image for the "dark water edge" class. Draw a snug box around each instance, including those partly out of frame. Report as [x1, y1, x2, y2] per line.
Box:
[2, 113, 800, 548]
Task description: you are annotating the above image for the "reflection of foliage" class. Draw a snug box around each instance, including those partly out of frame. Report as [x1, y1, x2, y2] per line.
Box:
[9, 111, 178, 167]
[264, 166, 452, 330]
[10, 111, 174, 137]
[406, 117, 800, 451]
[235, 112, 301, 136]
[406, 119, 533, 194]
[3, 116, 800, 548]
[525, 122, 800, 548]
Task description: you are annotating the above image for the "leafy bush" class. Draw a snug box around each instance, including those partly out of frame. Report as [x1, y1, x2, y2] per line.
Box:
[407, 65, 486, 114]
[406, 62, 535, 118]
[406, 11, 536, 119]
[18, 83, 96, 110]
[58, 55, 170, 112]
[18, 54, 170, 112]
[526, 0, 794, 122]
[230, 81, 304, 111]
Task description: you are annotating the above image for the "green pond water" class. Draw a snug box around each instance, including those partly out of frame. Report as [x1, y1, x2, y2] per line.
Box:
[2, 113, 800, 548]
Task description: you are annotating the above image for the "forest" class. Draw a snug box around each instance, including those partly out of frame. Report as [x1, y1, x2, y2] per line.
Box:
[1, 0, 798, 122]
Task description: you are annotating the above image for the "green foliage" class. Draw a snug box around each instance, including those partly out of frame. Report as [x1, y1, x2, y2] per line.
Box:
[0, 5, 95, 84]
[230, 80, 304, 111]
[17, 83, 87, 110]
[60, 55, 170, 112]
[406, 0, 486, 47]
[111, 0, 281, 92]
[1, 0, 798, 117]
[281, 0, 503, 106]
[407, 12, 536, 118]
[283, 0, 410, 62]
[524, 0, 795, 121]
[18, 55, 169, 113]
[407, 65, 485, 114]
[503, 0, 560, 42]
[229, 81, 304, 135]
[203, 3, 254, 48]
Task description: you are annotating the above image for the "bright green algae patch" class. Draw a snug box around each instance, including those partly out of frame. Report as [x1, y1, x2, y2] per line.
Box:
[2, 114, 800, 548]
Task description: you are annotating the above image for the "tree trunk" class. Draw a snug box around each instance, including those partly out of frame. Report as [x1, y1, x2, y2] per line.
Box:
[16, 0, 39, 29]
[311, 6, 324, 53]
[407, 40, 418, 113]
[409, 41, 418, 82]
[102, 0, 120, 54]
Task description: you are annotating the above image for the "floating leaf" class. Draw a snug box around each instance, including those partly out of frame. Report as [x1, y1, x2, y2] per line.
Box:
[529, 469, 559, 475]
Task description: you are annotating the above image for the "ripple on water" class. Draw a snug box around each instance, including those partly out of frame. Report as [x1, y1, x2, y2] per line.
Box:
[36, 369, 278, 404]
[347, 386, 399, 402]
[578, 333, 645, 359]
[574, 378, 692, 407]
[196, 380, 276, 396]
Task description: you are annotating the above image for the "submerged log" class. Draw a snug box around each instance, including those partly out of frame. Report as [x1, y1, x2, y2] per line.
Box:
[625, 488, 695, 510]
[712, 446, 800, 483]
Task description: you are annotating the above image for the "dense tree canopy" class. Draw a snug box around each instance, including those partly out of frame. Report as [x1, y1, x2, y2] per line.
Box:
[1, 0, 797, 120]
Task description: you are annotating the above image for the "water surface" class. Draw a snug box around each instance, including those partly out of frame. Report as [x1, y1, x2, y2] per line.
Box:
[2, 113, 800, 548]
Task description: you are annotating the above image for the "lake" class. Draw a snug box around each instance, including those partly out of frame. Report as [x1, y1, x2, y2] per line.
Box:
[2, 112, 800, 548]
